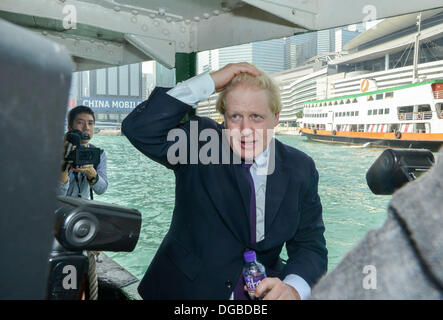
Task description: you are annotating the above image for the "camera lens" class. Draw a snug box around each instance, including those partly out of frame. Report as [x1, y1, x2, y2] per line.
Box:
[73, 220, 91, 238]
[64, 211, 98, 248]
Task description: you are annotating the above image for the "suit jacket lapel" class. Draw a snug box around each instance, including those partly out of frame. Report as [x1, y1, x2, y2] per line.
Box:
[198, 128, 251, 245]
[264, 141, 290, 236]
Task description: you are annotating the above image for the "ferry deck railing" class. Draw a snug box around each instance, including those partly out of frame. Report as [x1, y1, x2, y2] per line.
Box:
[433, 91, 443, 99]
[398, 112, 433, 121]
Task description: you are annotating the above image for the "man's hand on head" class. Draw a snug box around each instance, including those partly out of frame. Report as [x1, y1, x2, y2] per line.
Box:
[253, 277, 301, 300]
[210, 62, 261, 92]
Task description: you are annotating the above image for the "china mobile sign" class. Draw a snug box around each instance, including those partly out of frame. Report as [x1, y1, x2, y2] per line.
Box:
[81, 97, 142, 112]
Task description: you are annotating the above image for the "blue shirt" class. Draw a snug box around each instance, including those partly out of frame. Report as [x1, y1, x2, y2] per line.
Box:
[56, 147, 108, 199]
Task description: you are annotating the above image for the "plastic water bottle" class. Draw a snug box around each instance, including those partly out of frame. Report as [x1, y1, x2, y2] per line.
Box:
[242, 250, 267, 299]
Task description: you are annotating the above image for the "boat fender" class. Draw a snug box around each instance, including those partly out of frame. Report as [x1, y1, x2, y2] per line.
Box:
[332, 130, 337, 136]
[395, 130, 402, 139]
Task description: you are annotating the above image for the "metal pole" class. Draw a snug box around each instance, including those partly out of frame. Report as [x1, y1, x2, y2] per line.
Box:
[175, 52, 197, 120]
[412, 12, 422, 82]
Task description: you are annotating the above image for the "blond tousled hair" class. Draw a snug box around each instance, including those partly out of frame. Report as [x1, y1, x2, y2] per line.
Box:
[215, 68, 282, 115]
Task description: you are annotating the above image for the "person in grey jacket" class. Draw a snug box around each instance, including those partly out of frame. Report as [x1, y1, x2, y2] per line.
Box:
[57, 105, 108, 199]
[310, 148, 442, 299]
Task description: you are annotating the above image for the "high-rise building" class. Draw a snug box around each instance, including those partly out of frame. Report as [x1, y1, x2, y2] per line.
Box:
[335, 29, 361, 52]
[251, 38, 286, 74]
[68, 63, 144, 126]
[154, 61, 176, 87]
[218, 42, 253, 69]
[317, 28, 336, 54]
[197, 49, 220, 74]
[285, 32, 318, 68]
[198, 38, 286, 75]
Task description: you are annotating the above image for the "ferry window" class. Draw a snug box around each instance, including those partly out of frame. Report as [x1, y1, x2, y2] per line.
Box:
[346, 112, 350, 116]
[379, 109, 383, 115]
[376, 94, 383, 100]
[355, 111, 359, 116]
[367, 96, 374, 101]
[346, 99, 351, 104]
[335, 112, 338, 117]
[351, 111, 355, 116]
[385, 92, 394, 98]
[373, 109, 378, 115]
[340, 100, 344, 104]
[398, 106, 413, 113]
[418, 104, 431, 112]
[437, 103, 443, 118]
[352, 98, 358, 103]
[385, 108, 390, 114]
[368, 110, 372, 115]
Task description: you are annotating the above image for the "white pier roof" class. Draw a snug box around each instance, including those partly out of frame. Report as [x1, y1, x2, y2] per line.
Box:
[0, 0, 442, 70]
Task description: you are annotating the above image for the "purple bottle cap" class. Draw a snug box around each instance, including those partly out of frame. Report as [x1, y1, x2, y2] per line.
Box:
[244, 250, 256, 263]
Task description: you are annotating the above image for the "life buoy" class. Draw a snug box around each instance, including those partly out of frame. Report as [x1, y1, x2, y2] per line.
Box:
[360, 79, 369, 93]
[399, 114, 405, 120]
[395, 130, 402, 139]
[332, 130, 337, 136]
[416, 113, 422, 120]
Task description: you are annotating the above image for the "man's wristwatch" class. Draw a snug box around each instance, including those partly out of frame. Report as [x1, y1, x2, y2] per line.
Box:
[87, 174, 99, 185]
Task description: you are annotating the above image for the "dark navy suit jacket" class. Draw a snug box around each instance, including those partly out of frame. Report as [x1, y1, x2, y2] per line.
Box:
[122, 87, 327, 299]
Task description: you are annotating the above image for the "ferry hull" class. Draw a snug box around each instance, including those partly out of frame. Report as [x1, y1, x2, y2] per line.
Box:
[301, 130, 443, 152]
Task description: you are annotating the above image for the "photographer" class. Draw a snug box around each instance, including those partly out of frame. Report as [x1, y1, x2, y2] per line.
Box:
[57, 106, 108, 199]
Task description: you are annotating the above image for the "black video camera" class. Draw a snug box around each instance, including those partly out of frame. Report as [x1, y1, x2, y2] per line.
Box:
[64, 129, 102, 168]
[47, 196, 142, 300]
[366, 148, 435, 195]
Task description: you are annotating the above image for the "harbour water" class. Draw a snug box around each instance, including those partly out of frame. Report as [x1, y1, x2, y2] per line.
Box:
[93, 134, 394, 280]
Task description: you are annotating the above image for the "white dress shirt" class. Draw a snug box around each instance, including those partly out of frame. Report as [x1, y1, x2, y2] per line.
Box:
[166, 72, 311, 300]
